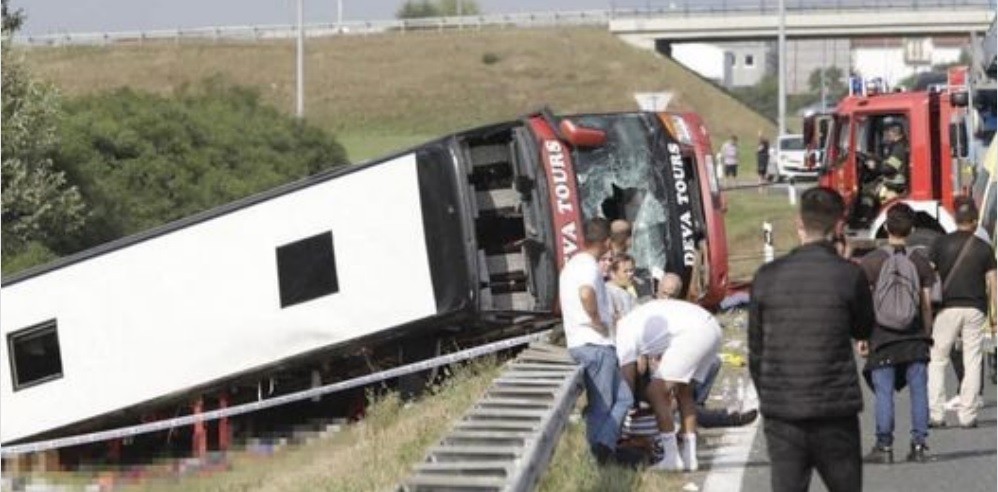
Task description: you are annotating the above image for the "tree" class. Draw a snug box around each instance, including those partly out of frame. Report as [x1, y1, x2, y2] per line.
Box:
[731, 74, 779, 121]
[397, 0, 441, 18]
[438, 0, 480, 16]
[396, 0, 480, 19]
[1, 3, 87, 272]
[50, 79, 348, 254]
[2, 0, 22, 33]
[807, 66, 846, 97]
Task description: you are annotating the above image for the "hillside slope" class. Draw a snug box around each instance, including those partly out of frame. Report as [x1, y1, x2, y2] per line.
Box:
[21, 28, 773, 160]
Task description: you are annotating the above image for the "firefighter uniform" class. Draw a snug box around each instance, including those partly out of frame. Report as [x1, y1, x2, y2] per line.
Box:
[876, 137, 909, 201]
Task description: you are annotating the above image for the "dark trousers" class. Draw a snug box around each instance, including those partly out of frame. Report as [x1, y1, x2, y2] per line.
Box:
[764, 415, 862, 492]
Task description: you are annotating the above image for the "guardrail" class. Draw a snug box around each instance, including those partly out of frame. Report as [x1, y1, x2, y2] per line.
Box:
[0, 330, 553, 457]
[11, 10, 612, 47]
[397, 342, 582, 492]
[13, 0, 994, 47]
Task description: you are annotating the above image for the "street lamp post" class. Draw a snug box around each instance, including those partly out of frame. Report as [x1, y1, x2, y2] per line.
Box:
[777, 0, 786, 135]
[296, 0, 304, 118]
[337, 0, 343, 32]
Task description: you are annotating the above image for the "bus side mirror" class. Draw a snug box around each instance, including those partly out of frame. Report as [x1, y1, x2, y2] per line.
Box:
[949, 122, 969, 158]
[559, 119, 606, 149]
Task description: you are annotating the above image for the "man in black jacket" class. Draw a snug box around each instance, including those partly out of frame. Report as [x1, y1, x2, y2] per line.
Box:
[749, 186, 875, 492]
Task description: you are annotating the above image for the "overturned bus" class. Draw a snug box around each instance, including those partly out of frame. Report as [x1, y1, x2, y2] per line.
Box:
[0, 109, 728, 450]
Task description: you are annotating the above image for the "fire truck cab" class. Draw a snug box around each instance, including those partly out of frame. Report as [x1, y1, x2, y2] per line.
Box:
[804, 74, 979, 249]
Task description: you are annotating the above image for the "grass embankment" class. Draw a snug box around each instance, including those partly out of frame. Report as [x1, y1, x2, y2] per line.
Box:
[21, 28, 774, 162]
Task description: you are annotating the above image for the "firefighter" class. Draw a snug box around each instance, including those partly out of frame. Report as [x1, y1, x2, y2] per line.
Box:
[867, 120, 910, 201]
[856, 121, 909, 223]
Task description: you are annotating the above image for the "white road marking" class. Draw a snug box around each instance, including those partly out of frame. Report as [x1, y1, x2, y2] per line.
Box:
[701, 419, 760, 492]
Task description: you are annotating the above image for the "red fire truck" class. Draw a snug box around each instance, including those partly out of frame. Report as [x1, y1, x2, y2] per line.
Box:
[804, 73, 979, 249]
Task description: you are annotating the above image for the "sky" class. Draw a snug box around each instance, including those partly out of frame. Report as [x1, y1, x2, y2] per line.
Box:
[11, 0, 630, 35]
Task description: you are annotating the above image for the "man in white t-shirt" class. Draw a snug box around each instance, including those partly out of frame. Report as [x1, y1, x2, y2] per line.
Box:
[616, 286, 722, 472]
[560, 217, 634, 464]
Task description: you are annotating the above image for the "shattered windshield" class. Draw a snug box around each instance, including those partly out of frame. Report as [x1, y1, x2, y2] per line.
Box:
[570, 114, 672, 278]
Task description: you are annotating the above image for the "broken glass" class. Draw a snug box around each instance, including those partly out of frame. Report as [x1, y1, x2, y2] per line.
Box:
[571, 114, 673, 278]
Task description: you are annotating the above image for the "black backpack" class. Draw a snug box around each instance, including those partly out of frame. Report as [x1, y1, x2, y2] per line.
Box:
[873, 246, 921, 331]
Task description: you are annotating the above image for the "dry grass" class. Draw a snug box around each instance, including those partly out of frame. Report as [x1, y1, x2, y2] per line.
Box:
[19, 28, 774, 161]
[539, 416, 712, 492]
[94, 359, 503, 492]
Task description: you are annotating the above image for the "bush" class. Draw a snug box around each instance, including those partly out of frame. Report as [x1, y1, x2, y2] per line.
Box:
[48, 79, 348, 256]
[481, 52, 500, 65]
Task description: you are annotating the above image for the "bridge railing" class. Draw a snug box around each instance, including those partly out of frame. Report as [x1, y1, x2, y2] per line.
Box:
[11, 10, 613, 47]
[610, 0, 994, 16]
[12, 0, 995, 47]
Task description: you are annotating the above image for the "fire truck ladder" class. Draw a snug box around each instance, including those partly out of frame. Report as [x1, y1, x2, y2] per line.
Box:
[397, 341, 582, 492]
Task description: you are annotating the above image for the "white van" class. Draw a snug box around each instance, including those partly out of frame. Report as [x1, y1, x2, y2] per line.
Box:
[773, 134, 818, 182]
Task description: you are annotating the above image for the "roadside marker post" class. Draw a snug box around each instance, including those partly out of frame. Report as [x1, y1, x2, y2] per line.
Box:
[763, 221, 774, 263]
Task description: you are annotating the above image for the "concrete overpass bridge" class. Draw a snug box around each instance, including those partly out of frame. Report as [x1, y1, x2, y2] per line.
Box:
[610, 0, 995, 49]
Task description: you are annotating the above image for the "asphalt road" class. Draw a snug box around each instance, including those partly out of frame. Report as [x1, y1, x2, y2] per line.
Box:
[738, 358, 998, 492]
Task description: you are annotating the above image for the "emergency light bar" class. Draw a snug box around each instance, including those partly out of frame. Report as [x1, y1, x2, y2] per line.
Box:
[848, 76, 889, 97]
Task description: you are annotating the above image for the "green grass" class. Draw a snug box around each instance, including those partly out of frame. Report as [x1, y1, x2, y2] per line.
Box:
[723, 187, 800, 281]
[20, 28, 774, 162]
[336, 132, 434, 163]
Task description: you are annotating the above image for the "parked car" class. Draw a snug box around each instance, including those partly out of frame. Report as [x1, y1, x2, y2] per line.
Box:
[773, 134, 819, 182]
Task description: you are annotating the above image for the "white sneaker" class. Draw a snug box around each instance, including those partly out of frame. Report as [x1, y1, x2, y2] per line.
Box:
[650, 452, 685, 472]
[944, 396, 961, 411]
[650, 434, 684, 472]
[680, 433, 699, 471]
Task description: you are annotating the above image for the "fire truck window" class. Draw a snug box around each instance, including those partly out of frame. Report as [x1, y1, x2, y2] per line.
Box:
[835, 118, 851, 167]
[870, 114, 908, 157]
[973, 168, 995, 238]
[856, 118, 871, 153]
[276, 231, 339, 308]
[983, 186, 996, 240]
[8, 320, 63, 391]
[570, 114, 671, 277]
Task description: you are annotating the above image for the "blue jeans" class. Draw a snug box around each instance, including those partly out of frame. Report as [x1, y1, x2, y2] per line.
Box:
[569, 344, 634, 453]
[871, 362, 928, 447]
[694, 355, 722, 406]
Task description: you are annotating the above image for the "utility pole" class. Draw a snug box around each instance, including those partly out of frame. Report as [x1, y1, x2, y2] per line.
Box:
[777, 0, 786, 135]
[337, 0, 343, 32]
[820, 39, 827, 111]
[296, 0, 304, 118]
